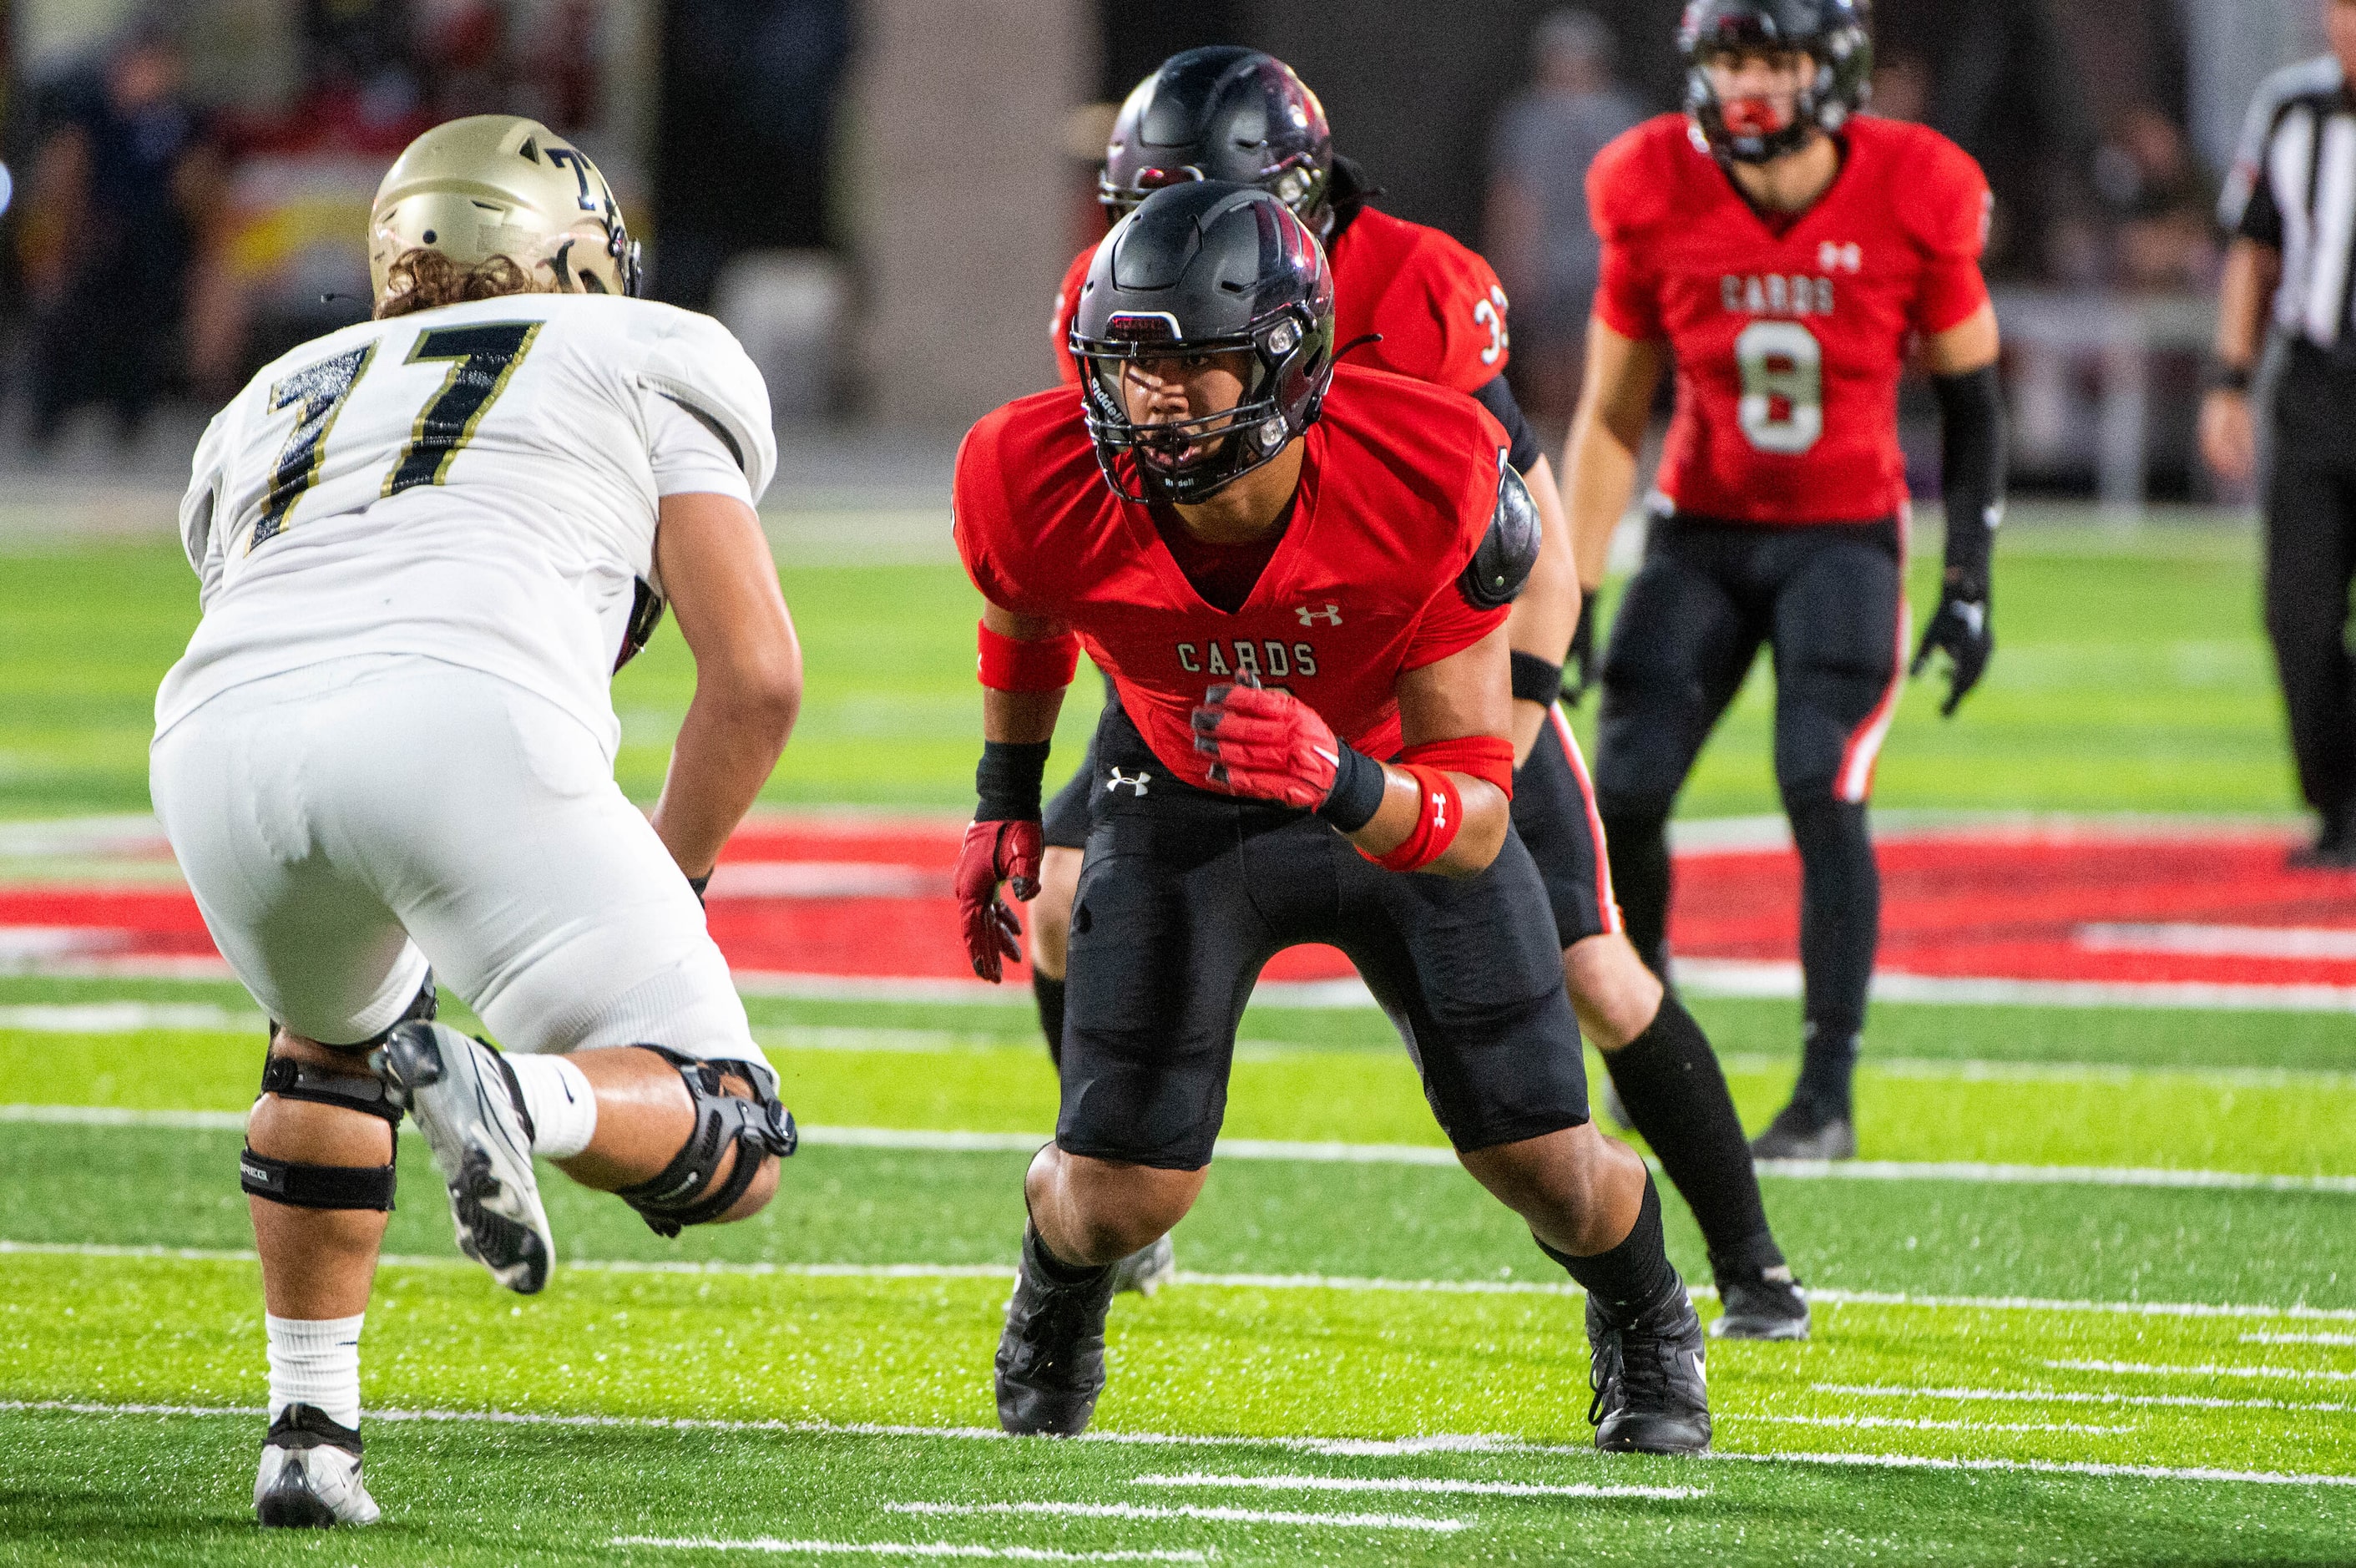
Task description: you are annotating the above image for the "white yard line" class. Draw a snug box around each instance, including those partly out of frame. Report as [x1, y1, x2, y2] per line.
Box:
[4, 1399, 2347, 1491]
[10, 1102, 2355, 1195]
[0, 1003, 265, 1034]
[11, 953, 2356, 1011]
[613, 1541, 1206, 1562]
[8, 1238, 2356, 1325]
[1705, 1449, 2356, 1487]
[1723, 1414, 2134, 1436]
[1816, 1383, 2354, 1415]
[1130, 1471, 1699, 1500]
[2245, 1332, 2356, 1347]
[886, 1501, 1467, 1532]
[2047, 1358, 2356, 1383]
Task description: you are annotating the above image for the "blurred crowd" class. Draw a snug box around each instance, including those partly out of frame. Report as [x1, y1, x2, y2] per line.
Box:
[0, 0, 2280, 471]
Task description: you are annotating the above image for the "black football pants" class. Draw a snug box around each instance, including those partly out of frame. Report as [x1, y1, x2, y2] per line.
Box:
[2267, 346, 2356, 831]
[1591, 515, 1905, 1056]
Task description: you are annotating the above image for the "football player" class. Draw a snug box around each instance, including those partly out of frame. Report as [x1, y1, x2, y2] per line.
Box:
[149, 117, 802, 1527]
[1568, 0, 2007, 1159]
[1034, 47, 1805, 1338]
[953, 182, 1711, 1454]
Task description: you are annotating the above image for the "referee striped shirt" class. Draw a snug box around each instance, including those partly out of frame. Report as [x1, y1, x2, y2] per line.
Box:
[2223, 56, 2356, 351]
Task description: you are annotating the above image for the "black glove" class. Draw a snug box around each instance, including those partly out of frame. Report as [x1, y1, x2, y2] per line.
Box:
[1561, 586, 1598, 707]
[1910, 581, 1991, 717]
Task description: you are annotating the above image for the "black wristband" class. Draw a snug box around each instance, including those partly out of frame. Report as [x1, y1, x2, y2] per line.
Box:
[1510, 650, 1565, 705]
[975, 740, 1052, 822]
[1316, 744, 1387, 833]
[687, 871, 712, 903]
[2205, 361, 2254, 395]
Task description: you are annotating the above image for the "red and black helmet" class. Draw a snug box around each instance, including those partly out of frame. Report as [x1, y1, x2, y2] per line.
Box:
[1099, 48, 1337, 240]
[1681, 0, 1873, 165]
[1070, 182, 1337, 506]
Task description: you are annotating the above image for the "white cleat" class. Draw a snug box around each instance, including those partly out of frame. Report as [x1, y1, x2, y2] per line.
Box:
[374, 1020, 554, 1293]
[255, 1405, 380, 1527]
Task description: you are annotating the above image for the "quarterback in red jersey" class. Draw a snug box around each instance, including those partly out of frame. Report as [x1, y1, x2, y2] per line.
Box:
[1567, 0, 2009, 1159]
[953, 182, 1709, 1454]
[1029, 46, 1807, 1338]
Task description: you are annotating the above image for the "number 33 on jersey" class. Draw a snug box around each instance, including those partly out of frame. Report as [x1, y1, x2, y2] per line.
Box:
[1589, 114, 1992, 525]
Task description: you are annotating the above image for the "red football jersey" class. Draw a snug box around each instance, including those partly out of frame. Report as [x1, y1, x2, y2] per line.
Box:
[1590, 114, 1992, 526]
[1049, 205, 1512, 394]
[955, 365, 1513, 788]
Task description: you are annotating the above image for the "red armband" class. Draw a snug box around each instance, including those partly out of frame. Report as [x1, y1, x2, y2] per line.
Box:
[977, 620, 1081, 692]
[1400, 735, 1516, 799]
[1365, 764, 1464, 873]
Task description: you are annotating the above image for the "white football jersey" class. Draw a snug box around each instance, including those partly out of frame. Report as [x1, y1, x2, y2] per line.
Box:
[156, 293, 776, 753]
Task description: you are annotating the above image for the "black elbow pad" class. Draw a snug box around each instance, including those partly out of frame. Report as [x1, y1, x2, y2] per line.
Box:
[1459, 463, 1543, 610]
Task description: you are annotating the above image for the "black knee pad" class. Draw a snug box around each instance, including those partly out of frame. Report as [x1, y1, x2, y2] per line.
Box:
[615, 1047, 799, 1237]
[241, 1050, 406, 1211]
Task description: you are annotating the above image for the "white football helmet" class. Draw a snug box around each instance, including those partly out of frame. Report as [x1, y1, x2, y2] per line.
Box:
[368, 114, 640, 311]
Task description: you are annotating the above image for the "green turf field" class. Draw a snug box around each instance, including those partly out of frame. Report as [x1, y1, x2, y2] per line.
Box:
[3, 517, 2352, 1565]
[0, 515, 2301, 819]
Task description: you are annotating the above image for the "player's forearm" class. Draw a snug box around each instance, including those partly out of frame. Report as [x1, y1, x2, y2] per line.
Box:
[2215, 240, 2281, 372]
[1345, 769, 1509, 878]
[978, 605, 1073, 749]
[653, 676, 800, 878]
[983, 685, 1064, 747]
[1504, 456, 1579, 763]
[1565, 417, 1640, 594]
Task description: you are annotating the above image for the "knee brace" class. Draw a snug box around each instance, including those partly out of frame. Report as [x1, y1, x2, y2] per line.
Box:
[243, 978, 437, 1212]
[615, 1046, 799, 1237]
[240, 1055, 406, 1212]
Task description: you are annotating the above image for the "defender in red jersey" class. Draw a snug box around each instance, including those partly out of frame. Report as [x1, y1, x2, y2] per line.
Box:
[1033, 45, 1807, 1339]
[955, 183, 1709, 1454]
[1567, 0, 2010, 1159]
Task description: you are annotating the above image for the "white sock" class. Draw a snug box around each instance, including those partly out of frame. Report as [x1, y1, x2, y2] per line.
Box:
[265, 1313, 364, 1429]
[503, 1052, 598, 1158]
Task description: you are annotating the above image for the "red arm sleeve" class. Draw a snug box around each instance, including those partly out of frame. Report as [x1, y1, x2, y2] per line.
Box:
[1909, 136, 1995, 336]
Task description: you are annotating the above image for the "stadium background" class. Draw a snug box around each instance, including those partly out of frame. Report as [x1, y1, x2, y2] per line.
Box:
[2, 3, 2353, 1565]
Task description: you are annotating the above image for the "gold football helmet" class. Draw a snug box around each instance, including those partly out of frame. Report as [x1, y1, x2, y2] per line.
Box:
[368, 114, 641, 308]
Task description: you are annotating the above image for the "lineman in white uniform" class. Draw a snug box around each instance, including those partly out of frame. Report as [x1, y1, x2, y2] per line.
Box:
[149, 116, 805, 1529]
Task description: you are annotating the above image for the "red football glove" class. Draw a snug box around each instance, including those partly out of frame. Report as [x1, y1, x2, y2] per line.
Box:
[954, 818, 1043, 983]
[1191, 680, 1342, 808]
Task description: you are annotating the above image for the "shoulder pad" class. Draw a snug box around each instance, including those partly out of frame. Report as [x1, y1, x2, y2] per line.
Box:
[1459, 459, 1541, 610]
[636, 307, 778, 503]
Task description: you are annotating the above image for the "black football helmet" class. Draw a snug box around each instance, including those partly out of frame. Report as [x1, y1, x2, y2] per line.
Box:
[1099, 47, 1337, 240]
[1070, 181, 1337, 506]
[1681, 0, 1873, 165]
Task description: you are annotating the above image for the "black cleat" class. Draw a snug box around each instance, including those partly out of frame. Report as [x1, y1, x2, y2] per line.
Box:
[1750, 1100, 1856, 1161]
[255, 1404, 378, 1527]
[1106, 1233, 1176, 1297]
[995, 1227, 1116, 1436]
[1588, 1286, 1712, 1455]
[1711, 1264, 1811, 1340]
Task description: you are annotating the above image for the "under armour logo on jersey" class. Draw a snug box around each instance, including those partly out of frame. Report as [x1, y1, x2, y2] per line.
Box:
[1297, 604, 1342, 627]
[1818, 241, 1863, 273]
[1105, 769, 1151, 797]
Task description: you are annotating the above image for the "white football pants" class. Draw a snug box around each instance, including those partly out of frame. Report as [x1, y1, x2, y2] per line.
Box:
[152, 655, 765, 1067]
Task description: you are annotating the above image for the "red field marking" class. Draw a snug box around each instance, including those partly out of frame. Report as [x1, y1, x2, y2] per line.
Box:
[5, 821, 2352, 990]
